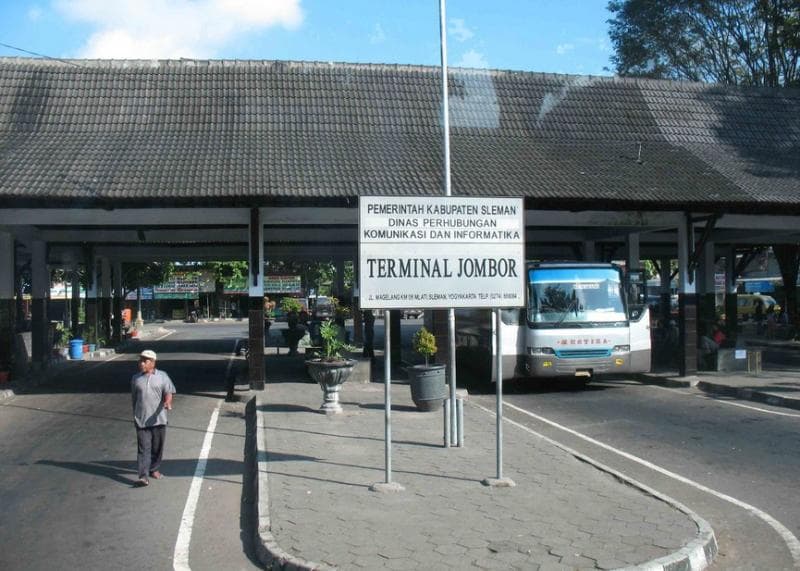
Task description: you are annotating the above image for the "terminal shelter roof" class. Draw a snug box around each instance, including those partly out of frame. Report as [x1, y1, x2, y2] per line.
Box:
[0, 57, 798, 212]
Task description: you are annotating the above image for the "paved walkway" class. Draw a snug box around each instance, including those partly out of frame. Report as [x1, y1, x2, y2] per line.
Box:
[252, 353, 716, 571]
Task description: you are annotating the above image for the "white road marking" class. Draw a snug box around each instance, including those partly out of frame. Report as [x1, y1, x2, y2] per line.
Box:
[489, 400, 800, 566]
[154, 330, 175, 341]
[172, 339, 238, 571]
[648, 384, 800, 418]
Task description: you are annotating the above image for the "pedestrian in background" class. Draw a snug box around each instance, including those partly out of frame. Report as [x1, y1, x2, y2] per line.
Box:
[131, 349, 176, 487]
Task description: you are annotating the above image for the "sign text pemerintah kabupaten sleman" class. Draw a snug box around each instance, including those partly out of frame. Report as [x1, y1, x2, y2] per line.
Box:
[359, 197, 525, 310]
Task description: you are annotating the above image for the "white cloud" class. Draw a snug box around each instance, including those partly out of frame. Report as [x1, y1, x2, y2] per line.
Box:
[448, 18, 474, 42]
[455, 49, 488, 69]
[556, 43, 574, 55]
[28, 6, 43, 21]
[55, 0, 304, 59]
[369, 23, 386, 45]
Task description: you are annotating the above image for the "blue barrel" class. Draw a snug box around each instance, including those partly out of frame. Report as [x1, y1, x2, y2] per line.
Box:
[69, 339, 84, 360]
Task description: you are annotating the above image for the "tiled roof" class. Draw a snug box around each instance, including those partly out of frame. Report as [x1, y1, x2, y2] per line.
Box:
[0, 57, 798, 212]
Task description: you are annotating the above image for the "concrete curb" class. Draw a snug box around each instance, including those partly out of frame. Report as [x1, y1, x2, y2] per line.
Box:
[251, 393, 335, 571]
[635, 373, 698, 389]
[636, 374, 800, 412]
[250, 390, 716, 571]
[696, 381, 800, 412]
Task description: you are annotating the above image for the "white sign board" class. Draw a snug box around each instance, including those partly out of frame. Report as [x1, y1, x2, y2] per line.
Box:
[359, 196, 525, 309]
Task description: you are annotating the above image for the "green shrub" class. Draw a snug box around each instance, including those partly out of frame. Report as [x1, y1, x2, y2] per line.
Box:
[412, 327, 437, 366]
[319, 320, 355, 361]
[280, 297, 303, 314]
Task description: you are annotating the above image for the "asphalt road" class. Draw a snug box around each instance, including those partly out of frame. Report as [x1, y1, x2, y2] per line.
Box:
[0, 322, 259, 571]
[4, 321, 799, 570]
[468, 376, 800, 570]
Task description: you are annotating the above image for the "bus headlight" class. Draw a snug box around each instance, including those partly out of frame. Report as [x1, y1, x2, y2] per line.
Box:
[528, 347, 555, 356]
[612, 345, 630, 353]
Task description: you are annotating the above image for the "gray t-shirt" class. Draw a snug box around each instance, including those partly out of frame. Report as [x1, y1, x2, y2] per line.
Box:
[131, 369, 176, 428]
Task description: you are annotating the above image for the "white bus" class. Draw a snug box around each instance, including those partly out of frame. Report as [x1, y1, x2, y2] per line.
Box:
[456, 262, 651, 384]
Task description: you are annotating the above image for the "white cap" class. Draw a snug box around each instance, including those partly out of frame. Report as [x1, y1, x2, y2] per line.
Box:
[140, 350, 157, 360]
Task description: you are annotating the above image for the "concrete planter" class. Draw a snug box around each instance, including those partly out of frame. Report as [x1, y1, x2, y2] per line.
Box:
[306, 359, 356, 414]
[408, 364, 446, 412]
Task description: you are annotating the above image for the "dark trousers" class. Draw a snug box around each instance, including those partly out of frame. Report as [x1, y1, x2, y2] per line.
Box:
[136, 425, 166, 478]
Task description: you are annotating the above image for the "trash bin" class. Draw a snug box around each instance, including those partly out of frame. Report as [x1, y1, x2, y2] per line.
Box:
[69, 339, 84, 360]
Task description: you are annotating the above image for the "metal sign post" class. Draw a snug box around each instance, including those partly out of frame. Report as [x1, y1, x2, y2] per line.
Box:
[369, 311, 405, 493]
[482, 308, 516, 487]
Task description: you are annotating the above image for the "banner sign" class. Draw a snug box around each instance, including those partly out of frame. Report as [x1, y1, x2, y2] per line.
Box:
[265, 275, 302, 294]
[154, 272, 199, 296]
[359, 196, 525, 309]
[125, 287, 154, 301]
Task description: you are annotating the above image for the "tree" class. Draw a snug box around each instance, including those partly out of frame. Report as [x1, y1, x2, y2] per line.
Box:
[123, 262, 174, 297]
[608, 0, 800, 87]
[609, 0, 800, 334]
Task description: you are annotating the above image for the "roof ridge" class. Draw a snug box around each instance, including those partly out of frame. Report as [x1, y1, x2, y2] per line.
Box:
[1, 55, 799, 96]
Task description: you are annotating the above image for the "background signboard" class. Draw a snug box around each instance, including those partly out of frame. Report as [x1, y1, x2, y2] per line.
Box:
[265, 275, 302, 294]
[125, 287, 154, 301]
[359, 196, 525, 309]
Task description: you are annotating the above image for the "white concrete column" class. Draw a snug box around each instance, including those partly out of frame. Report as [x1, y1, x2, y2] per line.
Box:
[677, 219, 696, 294]
[112, 261, 122, 343]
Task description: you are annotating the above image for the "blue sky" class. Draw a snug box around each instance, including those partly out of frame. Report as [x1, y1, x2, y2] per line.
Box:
[0, 1, 614, 75]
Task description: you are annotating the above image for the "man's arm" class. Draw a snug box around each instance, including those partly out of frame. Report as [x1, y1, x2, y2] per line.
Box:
[161, 371, 176, 410]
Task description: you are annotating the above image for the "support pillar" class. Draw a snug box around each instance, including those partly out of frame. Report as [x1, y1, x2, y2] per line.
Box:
[725, 247, 738, 343]
[352, 255, 363, 344]
[699, 240, 717, 326]
[100, 257, 112, 344]
[659, 257, 672, 324]
[248, 208, 265, 390]
[112, 261, 122, 344]
[677, 217, 697, 376]
[626, 233, 641, 273]
[0, 232, 15, 374]
[31, 241, 49, 366]
[335, 258, 345, 299]
[84, 253, 98, 344]
[70, 264, 81, 339]
[582, 240, 597, 262]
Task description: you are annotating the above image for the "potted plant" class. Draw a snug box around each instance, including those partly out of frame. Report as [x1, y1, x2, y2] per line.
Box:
[306, 320, 356, 414]
[408, 327, 447, 412]
[52, 323, 70, 359]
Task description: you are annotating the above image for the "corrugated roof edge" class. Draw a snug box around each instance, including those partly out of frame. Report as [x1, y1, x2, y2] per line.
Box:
[1, 56, 798, 98]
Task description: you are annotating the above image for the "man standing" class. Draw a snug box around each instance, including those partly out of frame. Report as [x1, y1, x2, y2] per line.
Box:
[131, 349, 176, 487]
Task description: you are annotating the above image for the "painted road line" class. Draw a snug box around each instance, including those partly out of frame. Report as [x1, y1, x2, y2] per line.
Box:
[696, 396, 800, 418]
[499, 400, 800, 566]
[173, 339, 238, 571]
[648, 384, 800, 418]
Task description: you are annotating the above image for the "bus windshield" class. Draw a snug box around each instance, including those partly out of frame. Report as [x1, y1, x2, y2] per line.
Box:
[528, 267, 626, 327]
